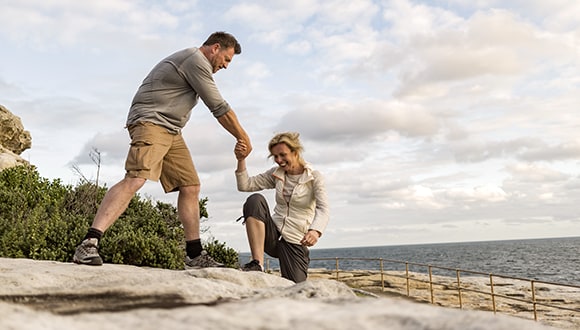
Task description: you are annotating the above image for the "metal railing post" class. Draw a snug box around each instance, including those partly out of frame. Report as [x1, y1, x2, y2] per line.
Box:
[380, 258, 385, 292]
[428, 265, 434, 304]
[456, 269, 463, 309]
[405, 262, 410, 296]
[335, 257, 339, 281]
[489, 274, 496, 314]
[531, 280, 538, 321]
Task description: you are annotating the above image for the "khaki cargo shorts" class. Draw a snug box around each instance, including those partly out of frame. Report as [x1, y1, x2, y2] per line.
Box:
[125, 122, 199, 193]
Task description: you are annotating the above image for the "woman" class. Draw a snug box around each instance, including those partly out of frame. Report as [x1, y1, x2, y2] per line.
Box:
[234, 132, 329, 282]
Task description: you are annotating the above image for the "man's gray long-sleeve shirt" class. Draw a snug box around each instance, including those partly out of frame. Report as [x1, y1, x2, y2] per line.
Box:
[127, 47, 231, 133]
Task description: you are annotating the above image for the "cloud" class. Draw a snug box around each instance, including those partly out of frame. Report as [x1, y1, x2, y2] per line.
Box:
[224, 1, 316, 46]
[451, 138, 541, 162]
[505, 163, 569, 182]
[541, 2, 580, 31]
[392, 9, 566, 98]
[276, 99, 441, 142]
[70, 130, 129, 166]
[13, 97, 126, 136]
[519, 141, 580, 162]
[0, 79, 25, 100]
[444, 185, 508, 203]
[0, 0, 194, 52]
[450, 138, 580, 163]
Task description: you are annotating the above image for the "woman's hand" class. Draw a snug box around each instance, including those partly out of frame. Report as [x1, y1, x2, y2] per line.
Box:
[300, 230, 321, 247]
[234, 140, 248, 160]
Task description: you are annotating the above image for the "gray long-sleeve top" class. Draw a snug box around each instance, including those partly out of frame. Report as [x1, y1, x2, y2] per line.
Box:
[127, 47, 231, 133]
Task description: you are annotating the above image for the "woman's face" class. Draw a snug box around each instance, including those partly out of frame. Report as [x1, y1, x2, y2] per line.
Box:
[271, 143, 299, 173]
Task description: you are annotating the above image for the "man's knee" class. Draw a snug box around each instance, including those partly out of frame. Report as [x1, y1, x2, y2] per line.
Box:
[120, 176, 146, 192]
[178, 185, 201, 196]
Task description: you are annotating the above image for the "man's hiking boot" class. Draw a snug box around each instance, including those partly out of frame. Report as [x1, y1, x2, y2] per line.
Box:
[73, 238, 103, 266]
[241, 259, 263, 272]
[185, 250, 224, 269]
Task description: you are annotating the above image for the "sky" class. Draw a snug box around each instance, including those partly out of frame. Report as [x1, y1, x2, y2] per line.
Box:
[2, 0, 579, 252]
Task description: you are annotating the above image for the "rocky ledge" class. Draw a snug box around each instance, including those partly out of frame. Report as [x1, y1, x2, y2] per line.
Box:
[0, 105, 31, 171]
[0, 258, 554, 330]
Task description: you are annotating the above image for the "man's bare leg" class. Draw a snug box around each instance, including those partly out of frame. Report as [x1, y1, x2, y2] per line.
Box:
[74, 176, 146, 265]
[179, 184, 224, 268]
[91, 177, 147, 232]
[177, 185, 200, 241]
[177, 185, 201, 241]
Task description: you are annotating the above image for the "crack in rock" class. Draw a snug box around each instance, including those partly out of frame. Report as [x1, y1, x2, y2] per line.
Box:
[0, 292, 233, 315]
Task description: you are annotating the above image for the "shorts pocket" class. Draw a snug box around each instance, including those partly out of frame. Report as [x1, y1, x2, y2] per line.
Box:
[126, 140, 154, 172]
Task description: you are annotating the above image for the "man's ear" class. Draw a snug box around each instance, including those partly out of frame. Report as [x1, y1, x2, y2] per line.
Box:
[211, 43, 221, 54]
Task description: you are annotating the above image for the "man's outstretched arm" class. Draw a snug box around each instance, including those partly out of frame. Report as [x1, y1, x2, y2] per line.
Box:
[217, 110, 253, 157]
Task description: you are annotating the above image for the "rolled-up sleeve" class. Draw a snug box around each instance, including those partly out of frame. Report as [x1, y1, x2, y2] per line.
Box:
[184, 58, 231, 118]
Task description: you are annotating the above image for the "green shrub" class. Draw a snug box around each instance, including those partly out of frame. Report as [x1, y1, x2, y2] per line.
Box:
[0, 165, 239, 269]
[0, 165, 80, 261]
[204, 238, 241, 268]
[100, 195, 185, 270]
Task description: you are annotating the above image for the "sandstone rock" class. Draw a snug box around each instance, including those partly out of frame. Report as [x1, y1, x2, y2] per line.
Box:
[0, 258, 555, 330]
[0, 105, 31, 171]
[0, 146, 27, 169]
[307, 269, 579, 329]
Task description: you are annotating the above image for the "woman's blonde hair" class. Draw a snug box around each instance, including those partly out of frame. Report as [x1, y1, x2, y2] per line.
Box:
[268, 132, 305, 166]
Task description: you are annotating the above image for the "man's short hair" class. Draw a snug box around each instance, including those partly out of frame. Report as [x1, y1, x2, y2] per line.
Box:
[203, 31, 241, 54]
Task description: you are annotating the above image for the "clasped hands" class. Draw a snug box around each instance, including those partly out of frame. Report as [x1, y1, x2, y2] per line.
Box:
[235, 140, 250, 160]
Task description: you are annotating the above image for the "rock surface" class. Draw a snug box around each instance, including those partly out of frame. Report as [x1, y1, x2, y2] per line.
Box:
[307, 269, 579, 329]
[0, 105, 31, 171]
[0, 258, 554, 330]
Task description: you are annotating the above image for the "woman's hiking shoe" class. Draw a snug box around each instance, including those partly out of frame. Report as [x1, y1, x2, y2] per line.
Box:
[241, 259, 263, 272]
[185, 250, 224, 269]
[73, 238, 103, 266]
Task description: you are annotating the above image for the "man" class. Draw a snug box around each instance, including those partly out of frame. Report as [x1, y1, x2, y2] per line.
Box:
[73, 31, 252, 268]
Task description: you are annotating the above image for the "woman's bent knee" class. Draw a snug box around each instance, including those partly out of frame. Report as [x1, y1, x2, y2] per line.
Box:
[242, 193, 270, 224]
[246, 193, 266, 205]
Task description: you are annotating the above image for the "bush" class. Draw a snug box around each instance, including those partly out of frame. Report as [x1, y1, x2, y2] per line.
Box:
[0, 165, 80, 261]
[204, 238, 241, 268]
[100, 196, 185, 270]
[0, 165, 239, 269]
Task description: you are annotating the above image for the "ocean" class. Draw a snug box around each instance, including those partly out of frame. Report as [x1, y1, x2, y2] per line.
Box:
[239, 236, 580, 286]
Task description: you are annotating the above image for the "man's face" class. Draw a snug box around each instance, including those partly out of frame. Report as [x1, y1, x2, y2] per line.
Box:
[208, 44, 235, 73]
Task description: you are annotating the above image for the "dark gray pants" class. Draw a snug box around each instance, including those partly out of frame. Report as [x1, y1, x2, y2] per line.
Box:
[242, 193, 309, 283]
